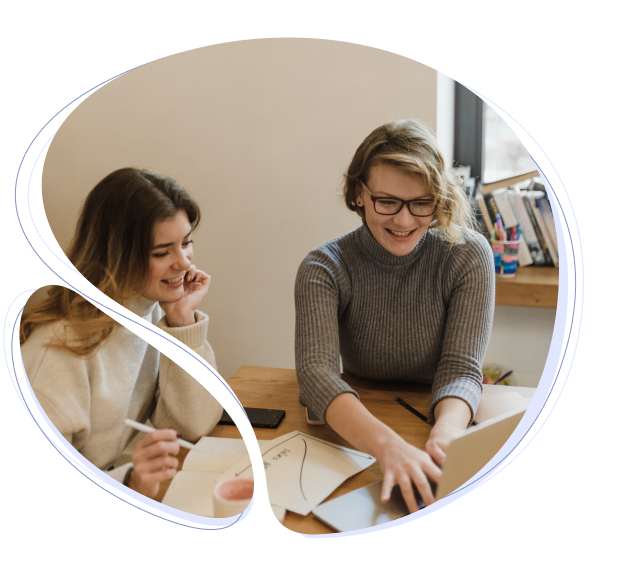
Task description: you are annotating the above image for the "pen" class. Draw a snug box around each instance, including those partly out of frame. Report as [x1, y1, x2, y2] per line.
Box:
[494, 370, 513, 385]
[395, 397, 431, 424]
[124, 418, 198, 450]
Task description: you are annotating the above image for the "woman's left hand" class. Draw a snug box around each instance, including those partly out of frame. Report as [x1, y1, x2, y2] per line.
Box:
[160, 266, 211, 327]
[425, 423, 463, 466]
[425, 397, 472, 466]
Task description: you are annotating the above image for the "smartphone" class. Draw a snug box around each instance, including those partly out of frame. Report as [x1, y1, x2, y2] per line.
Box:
[219, 407, 285, 429]
[305, 406, 324, 426]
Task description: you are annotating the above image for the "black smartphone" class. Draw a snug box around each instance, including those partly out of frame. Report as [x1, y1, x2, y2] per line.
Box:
[219, 407, 286, 429]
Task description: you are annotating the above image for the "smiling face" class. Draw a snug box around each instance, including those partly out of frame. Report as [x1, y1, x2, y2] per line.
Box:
[357, 163, 435, 256]
[142, 210, 194, 303]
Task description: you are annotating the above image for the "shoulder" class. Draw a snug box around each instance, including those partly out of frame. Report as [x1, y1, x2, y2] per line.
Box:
[426, 229, 492, 263]
[21, 321, 91, 388]
[295, 229, 359, 293]
[298, 229, 359, 272]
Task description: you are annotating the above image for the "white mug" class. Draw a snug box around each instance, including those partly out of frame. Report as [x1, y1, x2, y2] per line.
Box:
[213, 477, 254, 518]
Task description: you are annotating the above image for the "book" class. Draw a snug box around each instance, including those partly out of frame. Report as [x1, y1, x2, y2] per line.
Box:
[506, 188, 547, 266]
[535, 196, 558, 253]
[162, 436, 264, 517]
[483, 193, 502, 229]
[162, 432, 376, 518]
[521, 191, 555, 266]
[474, 192, 494, 239]
[491, 188, 533, 266]
[529, 194, 558, 267]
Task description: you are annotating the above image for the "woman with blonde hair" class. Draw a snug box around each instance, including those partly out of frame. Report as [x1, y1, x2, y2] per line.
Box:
[295, 119, 495, 513]
[21, 168, 223, 499]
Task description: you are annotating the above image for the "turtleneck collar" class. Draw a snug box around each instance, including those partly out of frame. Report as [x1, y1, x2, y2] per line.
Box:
[128, 295, 159, 317]
[355, 219, 428, 268]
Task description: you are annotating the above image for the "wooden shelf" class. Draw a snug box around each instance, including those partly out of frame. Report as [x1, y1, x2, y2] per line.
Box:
[495, 266, 558, 308]
[482, 170, 540, 195]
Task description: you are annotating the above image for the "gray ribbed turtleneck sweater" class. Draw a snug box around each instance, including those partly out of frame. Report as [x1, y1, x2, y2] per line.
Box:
[294, 223, 495, 423]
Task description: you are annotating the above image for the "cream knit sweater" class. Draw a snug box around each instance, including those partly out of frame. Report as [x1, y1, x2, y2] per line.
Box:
[21, 296, 223, 482]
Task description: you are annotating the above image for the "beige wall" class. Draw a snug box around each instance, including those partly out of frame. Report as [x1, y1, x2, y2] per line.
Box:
[42, 39, 438, 380]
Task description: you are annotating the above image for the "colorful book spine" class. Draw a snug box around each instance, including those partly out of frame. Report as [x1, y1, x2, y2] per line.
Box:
[535, 196, 558, 253]
[521, 193, 554, 266]
[492, 189, 532, 266]
[506, 189, 546, 266]
[530, 196, 558, 268]
[475, 193, 494, 239]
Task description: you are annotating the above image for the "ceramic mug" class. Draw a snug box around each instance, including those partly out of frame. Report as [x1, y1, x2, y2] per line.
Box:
[213, 477, 254, 518]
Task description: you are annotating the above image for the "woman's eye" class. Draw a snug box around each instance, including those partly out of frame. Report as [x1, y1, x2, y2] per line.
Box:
[378, 200, 399, 207]
[182, 240, 194, 247]
[152, 251, 168, 258]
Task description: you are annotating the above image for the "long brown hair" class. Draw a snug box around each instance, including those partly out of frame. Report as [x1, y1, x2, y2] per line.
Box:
[20, 168, 201, 355]
[343, 119, 475, 245]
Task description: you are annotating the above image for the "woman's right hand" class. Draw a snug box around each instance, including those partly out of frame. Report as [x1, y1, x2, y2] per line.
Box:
[378, 436, 442, 513]
[325, 393, 441, 514]
[128, 429, 180, 499]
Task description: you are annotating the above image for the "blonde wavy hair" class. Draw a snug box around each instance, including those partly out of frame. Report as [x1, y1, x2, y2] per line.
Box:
[20, 168, 200, 356]
[343, 119, 475, 245]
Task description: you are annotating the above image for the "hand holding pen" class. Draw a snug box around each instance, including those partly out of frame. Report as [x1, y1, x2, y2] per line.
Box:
[123, 419, 198, 499]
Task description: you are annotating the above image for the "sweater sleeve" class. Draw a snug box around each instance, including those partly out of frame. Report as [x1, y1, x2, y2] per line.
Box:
[22, 329, 92, 450]
[428, 233, 496, 423]
[294, 250, 359, 423]
[150, 310, 223, 441]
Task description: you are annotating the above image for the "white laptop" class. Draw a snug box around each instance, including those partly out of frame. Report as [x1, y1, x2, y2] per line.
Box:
[312, 406, 527, 532]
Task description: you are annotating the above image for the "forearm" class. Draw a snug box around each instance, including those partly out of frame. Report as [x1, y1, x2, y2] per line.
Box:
[325, 393, 403, 458]
[434, 397, 471, 428]
[153, 312, 222, 439]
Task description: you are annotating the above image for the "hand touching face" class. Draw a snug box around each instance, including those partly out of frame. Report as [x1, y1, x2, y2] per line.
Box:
[143, 210, 210, 327]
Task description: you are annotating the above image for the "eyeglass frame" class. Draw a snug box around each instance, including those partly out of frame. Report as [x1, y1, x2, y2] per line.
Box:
[358, 180, 436, 218]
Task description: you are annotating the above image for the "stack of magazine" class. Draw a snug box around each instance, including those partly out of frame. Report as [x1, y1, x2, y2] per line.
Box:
[472, 178, 558, 268]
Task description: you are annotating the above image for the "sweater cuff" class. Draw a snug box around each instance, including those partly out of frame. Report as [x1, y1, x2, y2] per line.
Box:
[428, 380, 482, 424]
[106, 462, 133, 485]
[158, 310, 209, 349]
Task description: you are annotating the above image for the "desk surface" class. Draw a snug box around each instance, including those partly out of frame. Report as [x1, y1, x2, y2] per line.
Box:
[159, 366, 535, 534]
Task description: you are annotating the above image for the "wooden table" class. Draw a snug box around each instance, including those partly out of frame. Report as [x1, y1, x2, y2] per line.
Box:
[158, 366, 534, 534]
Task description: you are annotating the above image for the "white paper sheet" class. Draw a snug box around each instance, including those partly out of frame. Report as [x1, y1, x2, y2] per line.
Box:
[162, 471, 221, 516]
[220, 431, 376, 516]
[475, 392, 531, 424]
[162, 437, 270, 518]
[183, 436, 255, 473]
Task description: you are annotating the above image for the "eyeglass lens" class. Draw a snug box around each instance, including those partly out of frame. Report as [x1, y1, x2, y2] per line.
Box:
[374, 198, 434, 216]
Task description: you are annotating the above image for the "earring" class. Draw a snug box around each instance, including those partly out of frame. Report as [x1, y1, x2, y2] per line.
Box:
[357, 201, 362, 206]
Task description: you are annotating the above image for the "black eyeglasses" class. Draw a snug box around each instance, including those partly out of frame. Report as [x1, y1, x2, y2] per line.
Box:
[359, 180, 436, 217]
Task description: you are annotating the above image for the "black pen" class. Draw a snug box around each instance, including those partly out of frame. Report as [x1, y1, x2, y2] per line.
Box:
[395, 397, 431, 424]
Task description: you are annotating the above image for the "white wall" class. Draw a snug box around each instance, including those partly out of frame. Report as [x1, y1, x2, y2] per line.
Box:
[42, 38, 556, 388]
[42, 39, 437, 381]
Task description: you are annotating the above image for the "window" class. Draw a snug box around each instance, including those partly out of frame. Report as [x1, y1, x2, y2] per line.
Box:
[482, 102, 535, 182]
[454, 82, 536, 185]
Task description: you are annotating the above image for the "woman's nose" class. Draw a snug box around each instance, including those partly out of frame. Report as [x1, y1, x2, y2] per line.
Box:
[171, 249, 191, 271]
[393, 204, 414, 227]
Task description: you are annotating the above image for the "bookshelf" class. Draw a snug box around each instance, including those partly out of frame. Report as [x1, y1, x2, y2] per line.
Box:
[482, 170, 540, 195]
[495, 266, 558, 308]
[482, 171, 558, 308]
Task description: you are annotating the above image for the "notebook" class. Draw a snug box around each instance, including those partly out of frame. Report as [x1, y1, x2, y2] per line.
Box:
[312, 405, 527, 532]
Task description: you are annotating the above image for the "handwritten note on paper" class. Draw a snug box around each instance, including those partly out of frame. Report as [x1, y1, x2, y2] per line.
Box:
[220, 431, 376, 516]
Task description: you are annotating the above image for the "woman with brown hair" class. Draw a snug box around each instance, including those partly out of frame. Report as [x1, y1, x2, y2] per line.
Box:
[21, 168, 222, 499]
[295, 119, 495, 513]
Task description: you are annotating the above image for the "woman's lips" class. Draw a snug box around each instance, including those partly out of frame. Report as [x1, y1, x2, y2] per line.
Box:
[162, 274, 185, 287]
[385, 228, 416, 242]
